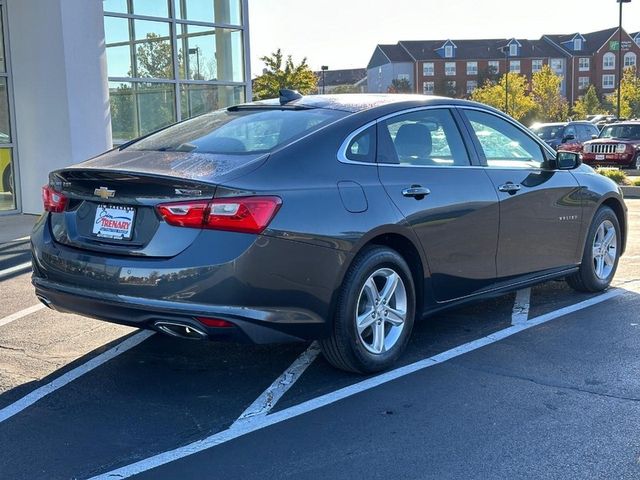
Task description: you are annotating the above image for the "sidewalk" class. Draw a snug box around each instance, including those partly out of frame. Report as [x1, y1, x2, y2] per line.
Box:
[0, 214, 38, 243]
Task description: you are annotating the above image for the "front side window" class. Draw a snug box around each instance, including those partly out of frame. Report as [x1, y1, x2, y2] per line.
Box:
[379, 109, 470, 167]
[128, 107, 345, 154]
[445, 62, 456, 76]
[600, 124, 640, 140]
[464, 109, 544, 168]
[603, 52, 615, 70]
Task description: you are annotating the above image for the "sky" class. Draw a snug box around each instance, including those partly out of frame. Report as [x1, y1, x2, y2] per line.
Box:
[247, 0, 640, 76]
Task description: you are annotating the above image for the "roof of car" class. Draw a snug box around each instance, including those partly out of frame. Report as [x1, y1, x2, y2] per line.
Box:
[247, 94, 480, 113]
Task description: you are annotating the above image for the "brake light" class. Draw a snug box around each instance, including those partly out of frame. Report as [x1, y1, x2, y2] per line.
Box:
[42, 185, 68, 213]
[157, 196, 282, 234]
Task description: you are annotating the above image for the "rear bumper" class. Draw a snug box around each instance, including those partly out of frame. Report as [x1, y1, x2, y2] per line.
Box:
[31, 214, 351, 343]
[33, 277, 315, 343]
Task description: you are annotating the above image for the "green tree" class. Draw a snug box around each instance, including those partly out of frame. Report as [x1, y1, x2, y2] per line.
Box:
[387, 78, 413, 93]
[572, 85, 604, 119]
[330, 84, 360, 94]
[613, 66, 640, 119]
[531, 65, 568, 122]
[471, 73, 536, 121]
[133, 33, 176, 79]
[477, 66, 500, 88]
[252, 49, 317, 100]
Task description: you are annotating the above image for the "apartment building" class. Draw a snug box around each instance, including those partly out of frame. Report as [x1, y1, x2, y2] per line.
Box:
[367, 27, 640, 105]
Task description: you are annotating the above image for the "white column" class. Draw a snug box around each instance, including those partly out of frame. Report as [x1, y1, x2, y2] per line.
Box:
[7, 0, 111, 214]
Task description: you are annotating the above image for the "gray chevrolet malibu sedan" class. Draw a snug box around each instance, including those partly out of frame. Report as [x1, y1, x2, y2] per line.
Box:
[31, 92, 627, 373]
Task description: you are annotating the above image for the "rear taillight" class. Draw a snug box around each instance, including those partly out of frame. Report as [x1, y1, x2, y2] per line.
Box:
[42, 185, 68, 213]
[196, 317, 234, 328]
[157, 196, 282, 234]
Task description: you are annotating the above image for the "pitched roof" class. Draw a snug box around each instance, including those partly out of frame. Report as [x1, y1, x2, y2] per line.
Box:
[378, 44, 413, 63]
[544, 27, 618, 55]
[313, 68, 367, 87]
[397, 38, 561, 61]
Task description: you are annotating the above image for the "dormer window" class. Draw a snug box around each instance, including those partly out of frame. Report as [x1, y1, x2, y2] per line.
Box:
[574, 38, 582, 50]
[509, 43, 518, 56]
[445, 45, 453, 58]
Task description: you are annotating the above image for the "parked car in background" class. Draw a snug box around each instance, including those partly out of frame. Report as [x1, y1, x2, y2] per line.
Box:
[31, 93, 627, 373]
[530, 121, 599, 152]
[587, 114, 619, 131]
[582, 121, 640, 169]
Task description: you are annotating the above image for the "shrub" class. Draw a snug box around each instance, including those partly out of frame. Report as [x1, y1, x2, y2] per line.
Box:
[634, 178, 640, 187]
[595, 167, 628, 185]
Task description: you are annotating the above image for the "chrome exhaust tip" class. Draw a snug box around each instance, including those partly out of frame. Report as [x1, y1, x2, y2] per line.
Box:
[153, 321, 208, 340]
[36, 295, 54, 310]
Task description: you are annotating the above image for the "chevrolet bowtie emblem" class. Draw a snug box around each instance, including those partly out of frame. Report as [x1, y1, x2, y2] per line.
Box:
[94, 186, 116, 199]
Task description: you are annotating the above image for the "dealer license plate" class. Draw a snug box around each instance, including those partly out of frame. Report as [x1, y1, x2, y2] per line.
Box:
[595, 154, 605, 160]
[92, 204, 136, 240]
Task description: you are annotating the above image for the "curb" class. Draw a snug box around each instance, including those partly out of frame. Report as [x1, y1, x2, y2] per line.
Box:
[621, 186, 640, 199]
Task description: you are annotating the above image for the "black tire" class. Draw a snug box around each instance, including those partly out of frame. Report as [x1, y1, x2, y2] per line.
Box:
[1, 166, 11, 193]
[320, 246, 416, 374]
[566, 206, 621, 292]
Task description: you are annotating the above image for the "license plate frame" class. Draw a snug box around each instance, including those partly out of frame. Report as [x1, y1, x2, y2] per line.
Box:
[595, 154, 605, 160]
[92, 204, 136, 240]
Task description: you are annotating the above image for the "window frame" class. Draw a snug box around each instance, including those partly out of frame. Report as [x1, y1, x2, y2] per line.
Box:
[602, 74, 615, 89]
[466, 61, 478, 76]
[456, 106, 556, 170]
[531, 59, 543, 73]
[488, 60, 500, 74]
[603, 52, 615, 70]
[444, 45, 453, 58]
[423, 62, 434, 76]
[509, 60, 520, 73]
[509, 43, 518, 56]
[578, 76, 589, 90]
[624, 52, 637, 68]
[445, 62, 456, 76]
[338, 106, 482, 168]
[578, 57, 590, 71]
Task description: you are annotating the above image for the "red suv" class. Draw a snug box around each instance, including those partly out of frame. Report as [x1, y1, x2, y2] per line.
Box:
[582, 121, 640, 169]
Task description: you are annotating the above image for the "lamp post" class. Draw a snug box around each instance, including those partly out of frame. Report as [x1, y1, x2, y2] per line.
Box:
[500, 46, 510, 115]
[617, 0, 632, 119]
[188, 47, 201, 80]
[321, 65, 329, 94]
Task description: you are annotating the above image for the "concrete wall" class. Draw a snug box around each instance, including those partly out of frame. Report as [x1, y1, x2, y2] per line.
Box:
[7, 0, 111, 214]
[367, 63, 414, 93]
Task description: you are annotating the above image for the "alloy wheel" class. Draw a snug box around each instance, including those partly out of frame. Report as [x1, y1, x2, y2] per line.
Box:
[355, 268, 407, 354]
[592, 219, 617, 280]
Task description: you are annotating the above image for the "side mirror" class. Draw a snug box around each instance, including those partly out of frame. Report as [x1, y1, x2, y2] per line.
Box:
[562, 134, 576, 142]
[555, 151, 582, 170]
[591, 134, 598, 139]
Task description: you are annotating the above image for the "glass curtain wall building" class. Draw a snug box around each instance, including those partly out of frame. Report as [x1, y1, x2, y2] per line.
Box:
[0, 0, 17, 211]
[103, 0, 250, 144]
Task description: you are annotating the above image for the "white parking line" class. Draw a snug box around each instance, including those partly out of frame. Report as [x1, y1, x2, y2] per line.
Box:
[511, 288, 531, 325]
[0, 304, 45, 328]
[0, 261, 32, 279]
[91, 286, 636, 480]
[0, 330, 154, 424]
[233, 341, 321, 424]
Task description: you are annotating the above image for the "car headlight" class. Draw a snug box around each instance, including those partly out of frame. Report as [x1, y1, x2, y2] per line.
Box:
[583, 144, 592, 153]
[616, 143, 627, 153]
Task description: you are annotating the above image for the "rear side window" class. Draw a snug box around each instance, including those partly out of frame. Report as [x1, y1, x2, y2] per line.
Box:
[345, 126, 376, 163]
[464, 110, 544, 168]
[127, 108, 346, 154]
[378, 109, 470, 166]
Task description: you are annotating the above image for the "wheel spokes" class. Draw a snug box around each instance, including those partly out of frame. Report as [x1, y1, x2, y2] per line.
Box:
[386, 306, 406, 326]
[357, 308, 376, 334]
[379, 272, 399, 305]
[371, 320, 385, 353]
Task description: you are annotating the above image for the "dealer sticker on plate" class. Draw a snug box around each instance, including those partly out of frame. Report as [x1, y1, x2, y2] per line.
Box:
[92, 204, 136, 240]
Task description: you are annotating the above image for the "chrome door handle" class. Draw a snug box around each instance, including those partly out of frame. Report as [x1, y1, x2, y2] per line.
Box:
[498, 183, 521, 194]
[402, 186, 431, 199]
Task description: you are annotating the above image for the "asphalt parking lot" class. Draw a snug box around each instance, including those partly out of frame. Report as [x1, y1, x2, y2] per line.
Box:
[1, 201, 639, 480]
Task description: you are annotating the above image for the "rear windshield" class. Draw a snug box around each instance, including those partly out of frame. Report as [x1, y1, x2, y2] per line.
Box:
[600, 124, 640, 140]
[126, 108, 346, 154]
[531, 125, 563, 141]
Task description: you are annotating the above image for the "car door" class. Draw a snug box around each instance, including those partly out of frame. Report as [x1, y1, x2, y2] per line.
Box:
[459, 108, 583, 280]
[376, 107, 499, 302]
